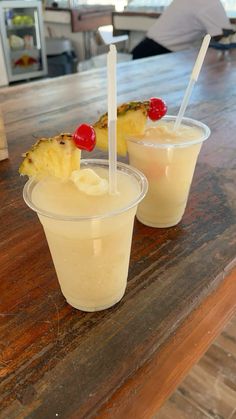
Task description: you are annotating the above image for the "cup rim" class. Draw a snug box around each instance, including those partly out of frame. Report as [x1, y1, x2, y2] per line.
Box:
[126, 115, 211, 148]
[23, 159, 148, 221]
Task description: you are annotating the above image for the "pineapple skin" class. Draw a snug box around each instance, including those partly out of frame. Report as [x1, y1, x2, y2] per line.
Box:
[19, 133, 81, 181]
[93, 101, 149, 156]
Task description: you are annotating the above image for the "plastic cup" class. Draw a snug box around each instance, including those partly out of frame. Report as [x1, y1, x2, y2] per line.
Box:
[23, 159, 147, 312]
[127, 116, 210, 228]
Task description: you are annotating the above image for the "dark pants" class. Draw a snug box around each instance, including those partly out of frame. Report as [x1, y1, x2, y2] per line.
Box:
[132, 37, 171, 60]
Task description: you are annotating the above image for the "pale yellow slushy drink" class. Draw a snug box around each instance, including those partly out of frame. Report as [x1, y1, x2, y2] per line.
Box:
[127, 116, 210, 228]
[23, 159, 147, 312]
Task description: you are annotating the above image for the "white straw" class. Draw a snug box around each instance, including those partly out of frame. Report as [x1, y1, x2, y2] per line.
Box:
[107, 44, 118, 194]
[174, 34, 211, 130]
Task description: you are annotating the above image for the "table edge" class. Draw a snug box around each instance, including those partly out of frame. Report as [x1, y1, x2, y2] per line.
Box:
[93, 265, 236, 419]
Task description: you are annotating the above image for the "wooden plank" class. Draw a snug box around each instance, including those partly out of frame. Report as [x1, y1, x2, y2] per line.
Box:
[95, 269, 236, 419]
[215, 316, 236, 358]
[153, 391, 211, 419]
[177, 345, 236, 419]
[0, 106, 8, 161]
[155, 313, 236, 419]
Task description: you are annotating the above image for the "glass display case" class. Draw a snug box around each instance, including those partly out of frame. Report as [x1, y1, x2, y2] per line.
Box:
[0, 1, 47, 82]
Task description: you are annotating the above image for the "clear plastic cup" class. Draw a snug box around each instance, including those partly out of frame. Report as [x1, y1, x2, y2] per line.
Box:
[23, 159, 147, 312]
[127, 116, 210, 228]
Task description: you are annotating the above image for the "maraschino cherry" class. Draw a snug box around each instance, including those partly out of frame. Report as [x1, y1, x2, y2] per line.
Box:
[148, 97, 167, 121]
[73, 124, 96, 152]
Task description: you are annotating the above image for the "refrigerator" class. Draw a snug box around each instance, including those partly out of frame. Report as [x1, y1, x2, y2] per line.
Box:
[0, 1, 47, 83]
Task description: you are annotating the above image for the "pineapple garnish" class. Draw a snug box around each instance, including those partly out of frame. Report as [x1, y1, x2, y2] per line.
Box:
[93, 98, 167, 156]
[93, 101, 149, 156]
[19, 99, 167, 179]
[19, 133, 81, 181]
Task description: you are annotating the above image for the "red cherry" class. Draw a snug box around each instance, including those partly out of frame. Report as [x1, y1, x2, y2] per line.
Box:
[73, 124, 96, 152]
[148, 97, 167, 121]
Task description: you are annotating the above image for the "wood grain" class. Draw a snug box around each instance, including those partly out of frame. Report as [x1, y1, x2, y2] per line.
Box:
[0, 107, 8, 161]
[0, 48, 236, 419]
[153, 391, 211, 419]
[95, 268, 236, 419]
[155, 314, 236, 419]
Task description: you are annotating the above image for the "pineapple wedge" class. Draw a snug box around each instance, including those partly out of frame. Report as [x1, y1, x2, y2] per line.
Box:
[93, 101, 149, 156]
[19, 133, 81, 181]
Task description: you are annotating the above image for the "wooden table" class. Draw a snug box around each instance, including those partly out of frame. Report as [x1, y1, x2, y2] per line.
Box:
[0, 48, 236, 419]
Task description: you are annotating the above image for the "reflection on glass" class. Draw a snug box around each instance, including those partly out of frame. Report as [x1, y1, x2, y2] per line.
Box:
[4, 7, 43, 76]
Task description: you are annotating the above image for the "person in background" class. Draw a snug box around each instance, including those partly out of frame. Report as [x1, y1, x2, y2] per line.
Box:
[132, 0, 233, 59]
